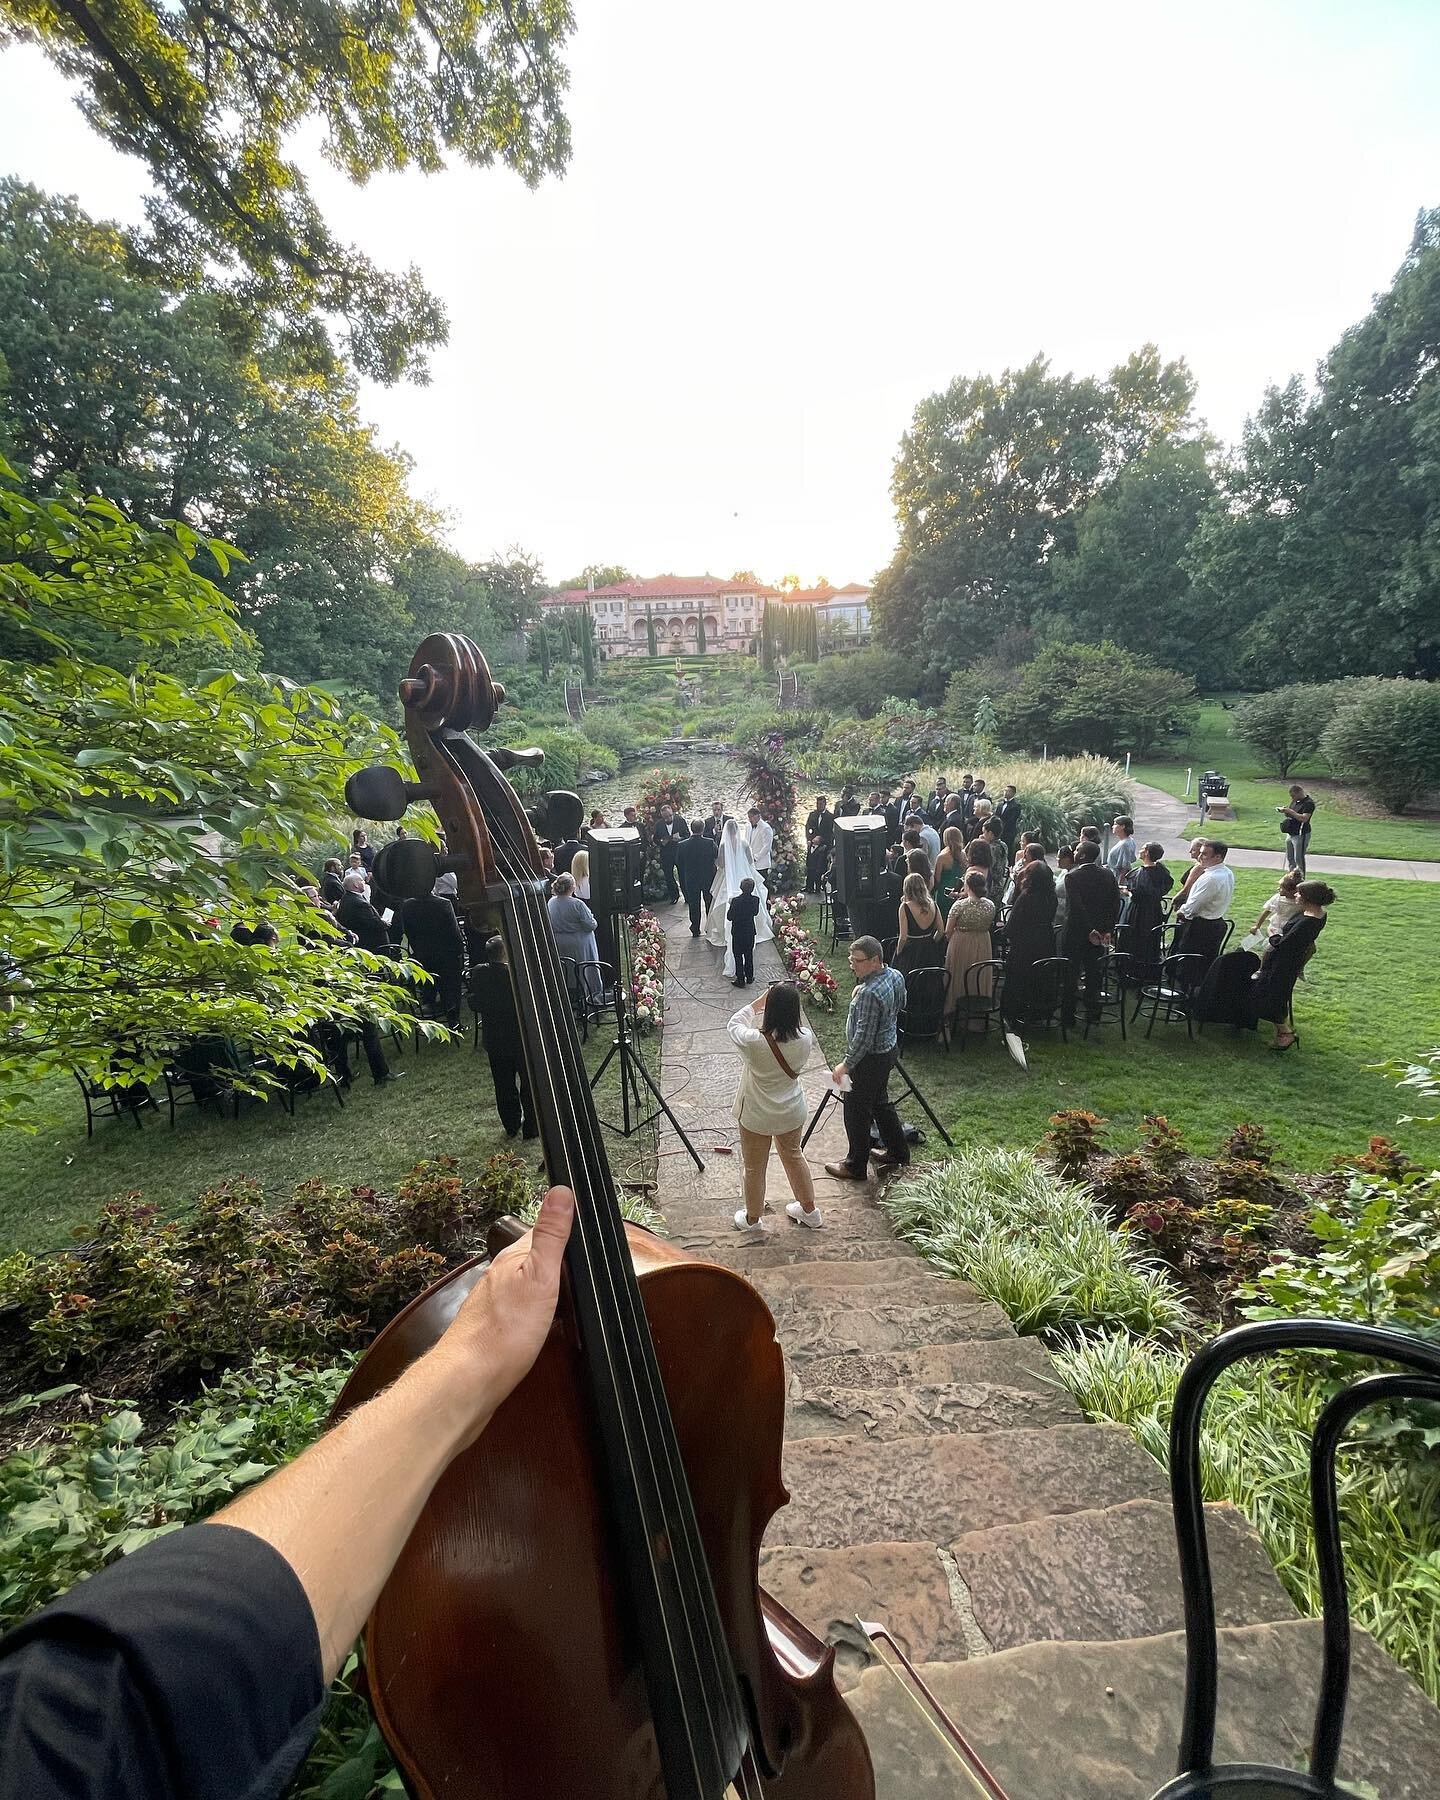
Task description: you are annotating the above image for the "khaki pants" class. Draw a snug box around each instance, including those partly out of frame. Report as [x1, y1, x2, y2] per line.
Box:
[738, 1124, 815, 1222]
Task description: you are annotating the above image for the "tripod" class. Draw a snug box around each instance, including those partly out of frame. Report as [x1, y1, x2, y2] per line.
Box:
[589, 913, 705, 1172]
[800, 1053, 954, 1153]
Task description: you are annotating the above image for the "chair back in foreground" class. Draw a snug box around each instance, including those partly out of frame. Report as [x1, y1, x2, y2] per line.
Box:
[1150, 1319, 1440, 1799]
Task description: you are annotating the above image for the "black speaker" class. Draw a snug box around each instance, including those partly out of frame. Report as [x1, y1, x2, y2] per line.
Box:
[832, 816, 889, 904]
[584, 826, 644, 916]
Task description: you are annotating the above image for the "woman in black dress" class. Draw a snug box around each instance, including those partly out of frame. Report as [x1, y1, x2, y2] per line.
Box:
[1003, 849, 1057, 1024]
[1252, 881, 1333, 1050]
[1124, 842, 1173, 981]
[895, 873, 943, 974]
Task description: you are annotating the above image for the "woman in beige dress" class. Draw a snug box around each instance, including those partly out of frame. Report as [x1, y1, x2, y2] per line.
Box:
[945, 869, 997, 1027]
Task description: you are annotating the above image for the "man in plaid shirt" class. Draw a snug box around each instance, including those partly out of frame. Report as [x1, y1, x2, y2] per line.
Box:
[825, 936, 911, 1180]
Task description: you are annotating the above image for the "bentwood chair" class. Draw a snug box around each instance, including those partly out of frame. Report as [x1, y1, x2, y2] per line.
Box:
[1133, 953, 1204, 1039]
[1151, 1319, 1440, 1798]
[952, 959, 1005, 1049]
[899, 966, 950, 1052]
[1082, 950, 1131, 1042]
[1005, 956, 1070, 1043]
[73, 1068, 155, 1137]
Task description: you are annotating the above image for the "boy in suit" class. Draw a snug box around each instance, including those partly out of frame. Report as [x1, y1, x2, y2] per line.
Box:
[727, 877, 760, 987]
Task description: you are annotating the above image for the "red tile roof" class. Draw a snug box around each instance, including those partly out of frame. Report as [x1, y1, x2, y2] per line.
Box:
[776, 582, 871, 604]
[543, 574, 783, 604]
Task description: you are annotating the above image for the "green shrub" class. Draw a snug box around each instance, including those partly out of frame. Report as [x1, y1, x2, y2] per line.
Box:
[1320, 679, 1440, 812]
[881, 1147, 1189, 1336]
[1052, 1329, 1440, 1704]
[0, 1154, 533, 1403]
[807, 649, 912, 720]
[1240, 1170, 1440, 1339]
[580, 710, 635, 753]
[1232, 685, 1333, 777]
[0, 1354, 352, 1629]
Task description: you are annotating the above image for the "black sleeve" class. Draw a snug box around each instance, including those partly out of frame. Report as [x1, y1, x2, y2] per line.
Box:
[0, 1523, 326, 1800]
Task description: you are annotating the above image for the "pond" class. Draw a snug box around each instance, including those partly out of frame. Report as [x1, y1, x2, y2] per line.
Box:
[579, 747, 751, 822]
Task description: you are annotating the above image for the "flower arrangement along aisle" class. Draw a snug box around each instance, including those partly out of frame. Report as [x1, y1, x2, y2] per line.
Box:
[769, 893, 839, 1011]
[636, 770, 695, 902]
[626, 909, 667, 1031]
[738, 734, 801, 892]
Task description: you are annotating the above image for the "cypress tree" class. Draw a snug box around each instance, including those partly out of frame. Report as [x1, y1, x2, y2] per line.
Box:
[645, 608, 657, 657]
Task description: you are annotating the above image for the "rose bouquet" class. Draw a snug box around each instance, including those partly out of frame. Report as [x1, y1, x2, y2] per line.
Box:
[627, 908, 667, 1031]
[769, 893, 839, 1011]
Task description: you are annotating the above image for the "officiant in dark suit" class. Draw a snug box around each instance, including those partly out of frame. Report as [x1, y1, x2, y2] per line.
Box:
[804, 795, 835, 892]
[651, 807, 690, 903]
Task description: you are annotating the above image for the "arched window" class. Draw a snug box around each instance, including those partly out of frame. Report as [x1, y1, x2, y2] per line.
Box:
[633, 620, 648, 640]
[685, 617, 698, 636]
[669, 617, 684, 636]
[705, 615, 720, 637]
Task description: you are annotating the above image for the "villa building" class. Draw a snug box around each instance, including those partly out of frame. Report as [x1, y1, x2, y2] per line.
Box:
[539, 575, 779, 658]
[539, 575, 872, 658]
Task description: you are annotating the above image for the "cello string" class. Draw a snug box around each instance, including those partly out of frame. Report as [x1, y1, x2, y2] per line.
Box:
[484, 822, 743, 1795]
[496, 836, 759, 1799]
[492, 826, 753, 1787]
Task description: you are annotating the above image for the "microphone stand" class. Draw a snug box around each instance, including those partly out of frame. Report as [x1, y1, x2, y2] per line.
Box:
[589, 912, 705, 1172]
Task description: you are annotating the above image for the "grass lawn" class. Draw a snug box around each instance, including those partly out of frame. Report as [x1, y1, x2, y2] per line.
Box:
[799, 869, 1440, 1174]
[1132, 701, 1440, 862]
[0, 1017, 659, 1255]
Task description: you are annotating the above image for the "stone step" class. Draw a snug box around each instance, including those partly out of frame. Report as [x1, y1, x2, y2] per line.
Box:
[766, 1284, 1013, 1363]
[759, 1541, 966, 1690]
[662, 1204, 908, 1268]
[772, 1424, 1165, 1549]
[786, 1372, 1080, 1440]
[847, 1620, 1440, 1800]
[946, 1498, 1296, 1653]
[750, 1259, 949, 1312]
[791, 1334, 1064, 1396]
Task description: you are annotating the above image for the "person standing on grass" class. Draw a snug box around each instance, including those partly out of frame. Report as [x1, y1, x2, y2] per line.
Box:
[825, 936, 910, 1182]
[470, 936, 537, 1139]
[1107, 816, 1138, 881]
[727, 983, 822, 1235]
[1060, 840, 1122, 1029]
[1280, 784, 1316, 876]
[1173, 839, 1235, 978]
[994, 784, 1021, 854]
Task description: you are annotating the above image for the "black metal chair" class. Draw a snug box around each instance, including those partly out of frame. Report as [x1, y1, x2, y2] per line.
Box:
[951, 958, 1005, 1049]
[817, 881, 834, 939]
[565, 957, 613, 1042]
[899, 966, 950, 1052]
[880, 934, 900, 965]
[72, 1068, 154, 1137]
[828, 893, 851, 954]
[1082, 950, 1130, 1042]
[1152, 1319, 1440, 1798]
[1133, 953, 1205, 1039]
[1004, 955, 1070, 1043]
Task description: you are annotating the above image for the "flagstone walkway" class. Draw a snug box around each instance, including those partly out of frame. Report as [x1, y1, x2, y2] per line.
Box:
[648, 901, 1440, 1798]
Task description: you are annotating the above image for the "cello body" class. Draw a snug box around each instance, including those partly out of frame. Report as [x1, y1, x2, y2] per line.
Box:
[334, 1222, 875, 1799]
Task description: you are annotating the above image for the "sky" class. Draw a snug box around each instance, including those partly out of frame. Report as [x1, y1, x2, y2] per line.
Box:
[1, 0, 1437, 589]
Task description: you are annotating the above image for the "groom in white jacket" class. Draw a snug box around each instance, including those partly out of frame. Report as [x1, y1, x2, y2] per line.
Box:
[745, 807, 774, 876]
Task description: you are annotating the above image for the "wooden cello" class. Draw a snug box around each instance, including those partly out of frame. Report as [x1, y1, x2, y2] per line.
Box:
[333, 633, 875, 1800]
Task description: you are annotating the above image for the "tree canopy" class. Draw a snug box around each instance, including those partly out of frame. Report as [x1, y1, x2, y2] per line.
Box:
[0, 459, 414, 1115]
[0, 0, 575, 383]
[871, 347, 1201, 686]
[0, 181, 550, 707]
[1185, 210, 1440, 685]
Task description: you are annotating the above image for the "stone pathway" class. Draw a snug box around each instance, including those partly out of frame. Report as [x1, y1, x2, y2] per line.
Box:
[1129, 779, 1440, 882]
[649, 901, 1440, 1798]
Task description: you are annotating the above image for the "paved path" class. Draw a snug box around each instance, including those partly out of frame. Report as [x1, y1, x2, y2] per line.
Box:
[643, 899, 1439, 1798]
[1128, 779, 1440, 881]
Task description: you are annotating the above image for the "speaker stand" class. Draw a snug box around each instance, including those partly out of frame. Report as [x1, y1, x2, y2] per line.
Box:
[589, 915, 705, 1172]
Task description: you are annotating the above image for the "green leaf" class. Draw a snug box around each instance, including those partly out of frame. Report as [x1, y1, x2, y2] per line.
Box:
[127, 918, 154, 950]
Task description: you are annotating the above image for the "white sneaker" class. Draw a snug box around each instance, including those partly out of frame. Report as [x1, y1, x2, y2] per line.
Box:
[734, 1209, 774, 1233]
[786, 1202, 825, 1229]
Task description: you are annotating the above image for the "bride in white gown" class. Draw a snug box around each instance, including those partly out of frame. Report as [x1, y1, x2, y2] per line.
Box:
[706, 816, 775, 977]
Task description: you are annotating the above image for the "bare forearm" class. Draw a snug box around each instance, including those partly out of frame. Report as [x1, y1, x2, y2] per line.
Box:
[214, 1346, 494, 1682]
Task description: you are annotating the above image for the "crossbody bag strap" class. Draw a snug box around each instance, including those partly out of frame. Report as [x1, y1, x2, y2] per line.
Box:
[763, 1032, 800, 1081]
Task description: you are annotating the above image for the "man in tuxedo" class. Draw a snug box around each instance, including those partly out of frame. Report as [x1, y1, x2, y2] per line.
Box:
[651, 806, 690, 903]
[804, 795, 835, 891]
[745, 807, 774, 876]
[701, 800, 728, 844]
[553, 835, 582, 876]
[836, 785, 861, 818]
[994, 784, 1021, 853]
[469, 936, 536, 1138]
[926, 778, 951, 827]
[337, 873, 393, 955]
[400, 890, 467, 1027]
[1060, 840, 1122, 1029]
[674, 823, 719, 937]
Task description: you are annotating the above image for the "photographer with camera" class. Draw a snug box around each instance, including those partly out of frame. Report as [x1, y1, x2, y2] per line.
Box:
[1278, 784, 1316, 876]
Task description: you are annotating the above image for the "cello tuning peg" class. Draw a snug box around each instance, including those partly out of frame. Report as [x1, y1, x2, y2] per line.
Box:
[488, 746, 544, 773]
[345, 765, 436, 822]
